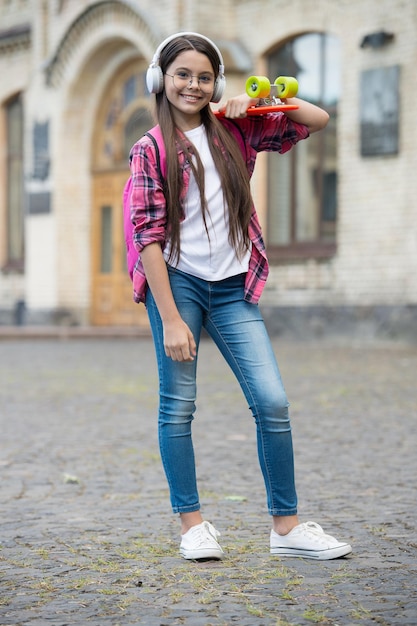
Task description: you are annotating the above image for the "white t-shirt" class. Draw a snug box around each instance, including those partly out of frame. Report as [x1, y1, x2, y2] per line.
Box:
[164, 124, 251, 281]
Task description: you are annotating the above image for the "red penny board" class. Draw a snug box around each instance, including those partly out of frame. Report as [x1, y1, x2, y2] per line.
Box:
[214, 104, 299, 117]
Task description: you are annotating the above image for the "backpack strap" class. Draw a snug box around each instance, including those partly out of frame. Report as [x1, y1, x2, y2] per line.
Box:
[145, 125, 167, 181]
[128, 125, 166, 181]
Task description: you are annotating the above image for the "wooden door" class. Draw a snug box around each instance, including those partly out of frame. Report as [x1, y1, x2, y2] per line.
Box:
[91, 171, 148, 327]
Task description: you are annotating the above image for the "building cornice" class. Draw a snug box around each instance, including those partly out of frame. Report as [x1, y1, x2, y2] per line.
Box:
[0, 23, 31, 53]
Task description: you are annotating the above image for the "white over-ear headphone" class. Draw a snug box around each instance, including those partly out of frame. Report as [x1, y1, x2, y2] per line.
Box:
[146, 32, 226, 103]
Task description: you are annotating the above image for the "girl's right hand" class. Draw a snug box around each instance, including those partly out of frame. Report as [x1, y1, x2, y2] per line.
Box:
[139, 244, 196, 362]
[163, 318, 197, 362]
[218, 93, 259, 118]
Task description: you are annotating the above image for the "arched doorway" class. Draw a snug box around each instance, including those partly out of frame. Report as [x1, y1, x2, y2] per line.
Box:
[90, 60, 154, 326]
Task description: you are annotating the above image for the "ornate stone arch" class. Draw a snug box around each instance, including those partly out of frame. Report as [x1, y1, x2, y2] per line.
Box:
[44, 0, 160, 87]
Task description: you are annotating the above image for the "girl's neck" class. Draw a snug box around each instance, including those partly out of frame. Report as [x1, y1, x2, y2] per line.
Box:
[173, 111, 203, 132]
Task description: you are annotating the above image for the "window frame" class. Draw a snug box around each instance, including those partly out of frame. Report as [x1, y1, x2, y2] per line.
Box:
[266, 32, 339, 261]
[4, 93, 24, 272]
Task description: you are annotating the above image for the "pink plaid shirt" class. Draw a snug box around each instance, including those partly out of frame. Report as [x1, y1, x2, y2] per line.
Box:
[129, 113, 309, 304]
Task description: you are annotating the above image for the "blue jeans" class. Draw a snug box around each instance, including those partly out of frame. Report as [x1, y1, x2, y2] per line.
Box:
[146, 267, 297, 516]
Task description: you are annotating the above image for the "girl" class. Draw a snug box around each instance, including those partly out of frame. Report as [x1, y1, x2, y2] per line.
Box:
[129, 32, 352, 561]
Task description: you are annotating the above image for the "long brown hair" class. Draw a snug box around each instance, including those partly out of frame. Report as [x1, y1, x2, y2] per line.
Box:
[155, 34, 253, 266]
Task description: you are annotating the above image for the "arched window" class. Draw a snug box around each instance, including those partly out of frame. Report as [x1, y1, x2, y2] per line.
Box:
[267, 33, 340, 259]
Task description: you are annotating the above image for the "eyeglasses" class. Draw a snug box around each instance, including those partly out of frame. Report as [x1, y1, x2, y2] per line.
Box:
[165, 70, 215, 93]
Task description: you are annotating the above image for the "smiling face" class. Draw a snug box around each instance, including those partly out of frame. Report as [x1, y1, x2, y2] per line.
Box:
[163, 49, 215, 130]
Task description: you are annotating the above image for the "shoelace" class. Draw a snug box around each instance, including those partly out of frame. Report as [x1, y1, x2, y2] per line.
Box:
[302, 522, 325, 534]
[192, 522, 220, 545]
[299, 521, 336, 543]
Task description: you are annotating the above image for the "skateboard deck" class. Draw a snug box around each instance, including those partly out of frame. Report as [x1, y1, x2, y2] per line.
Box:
[215, 103, 299, 117]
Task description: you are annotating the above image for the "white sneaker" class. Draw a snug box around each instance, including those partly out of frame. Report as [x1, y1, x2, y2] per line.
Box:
[180, 521, 224, 560]
[270, 521, 352, 560]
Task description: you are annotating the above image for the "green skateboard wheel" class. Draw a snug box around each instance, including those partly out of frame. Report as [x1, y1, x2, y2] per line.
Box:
[245, 75, 271, 99]
[274, 76, 298, 98]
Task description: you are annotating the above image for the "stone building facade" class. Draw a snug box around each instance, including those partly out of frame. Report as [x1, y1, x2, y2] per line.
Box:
[0, 0, 416, 339]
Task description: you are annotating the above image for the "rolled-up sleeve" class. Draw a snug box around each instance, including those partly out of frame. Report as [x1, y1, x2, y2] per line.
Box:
[256, 112, 310, 154]
[227, 113, 310, 178]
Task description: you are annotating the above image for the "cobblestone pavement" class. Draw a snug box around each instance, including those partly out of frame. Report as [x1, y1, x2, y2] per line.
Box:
[1, 334, 416, 626]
